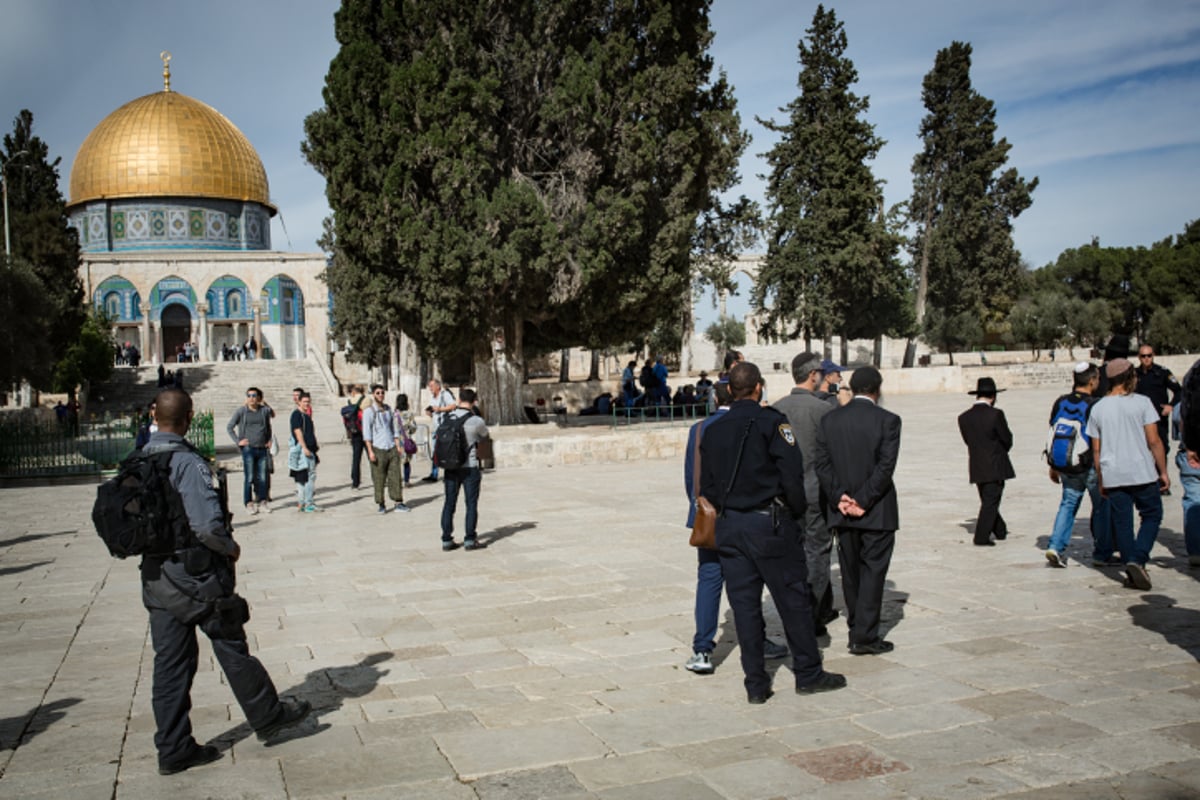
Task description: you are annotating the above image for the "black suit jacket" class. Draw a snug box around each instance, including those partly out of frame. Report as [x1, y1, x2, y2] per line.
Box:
[813, 397, 901, 531]
[957, 402, 1015, 484]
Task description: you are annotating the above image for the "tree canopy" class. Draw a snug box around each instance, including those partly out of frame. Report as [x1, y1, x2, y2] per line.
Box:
[2, 110, 85, 390]
[753, 5, 907, 348]
[304, 0, 747, 420]
[907, 42, 1036, 363]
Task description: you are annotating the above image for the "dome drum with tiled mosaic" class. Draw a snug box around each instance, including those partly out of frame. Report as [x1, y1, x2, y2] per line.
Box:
[68, 86, 275, 253]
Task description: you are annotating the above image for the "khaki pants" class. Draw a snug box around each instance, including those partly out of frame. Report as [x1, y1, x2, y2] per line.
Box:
[371, 447, 404, 506]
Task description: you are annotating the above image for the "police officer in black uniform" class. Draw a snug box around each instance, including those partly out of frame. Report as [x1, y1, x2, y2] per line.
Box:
[142, 388, 311, 774]
[699, 363, 846, 704]
[1135, 344, 1181, 450]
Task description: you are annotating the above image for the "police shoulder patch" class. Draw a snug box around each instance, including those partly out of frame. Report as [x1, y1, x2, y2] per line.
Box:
[778, 423, 796, 446]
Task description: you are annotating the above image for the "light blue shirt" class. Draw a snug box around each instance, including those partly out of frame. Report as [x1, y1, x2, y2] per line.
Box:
[362, 403, 398, 450]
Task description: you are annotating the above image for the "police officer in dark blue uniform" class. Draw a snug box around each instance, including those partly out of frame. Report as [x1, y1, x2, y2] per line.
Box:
[142, 388, 311, 774]
[699, 363, 846, 704]
[1135, 344, 1181, 451]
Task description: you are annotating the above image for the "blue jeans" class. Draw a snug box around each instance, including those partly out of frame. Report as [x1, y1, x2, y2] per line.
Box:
[1106, 481, 1163, 566]
[1047, 468, 1103, 554]
[693, 548, 722, 653]
[441, 467, 481, 542]
[1177, 449, 1200, 557]
[295, 455, 317, 507]
[241, 446, 270, 505]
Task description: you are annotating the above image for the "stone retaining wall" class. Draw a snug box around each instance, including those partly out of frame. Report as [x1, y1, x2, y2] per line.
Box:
[493, 422, 691, 469]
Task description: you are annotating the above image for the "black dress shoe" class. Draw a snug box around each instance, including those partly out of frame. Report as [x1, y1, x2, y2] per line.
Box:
[747, 689, 774, 705]
[796, 671, 847, 694]
[158, 743, 222, 775]
[994, 532, 1008, 540]
[849, 640, 894, 656]
[256, 698, 312, 744]
[973, 540, 996, 547]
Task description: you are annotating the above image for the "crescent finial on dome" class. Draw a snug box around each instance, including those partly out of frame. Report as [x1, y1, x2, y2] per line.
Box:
[161, 50, 172, 92]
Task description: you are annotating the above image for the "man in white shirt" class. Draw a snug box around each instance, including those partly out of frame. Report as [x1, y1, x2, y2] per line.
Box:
[1087, 357, 1170, 590]
[423, 378, 457, 483]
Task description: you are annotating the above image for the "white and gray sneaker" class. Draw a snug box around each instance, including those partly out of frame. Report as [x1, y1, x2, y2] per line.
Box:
[393, 503, 411, 513]
[246, 504, 259, 516]
[1045, 549, 1066, 568]
[259, 501, 271, 514]
[685, 652, 714, 674]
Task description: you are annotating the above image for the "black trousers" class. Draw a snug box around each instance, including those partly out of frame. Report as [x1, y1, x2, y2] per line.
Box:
[149, 607, 281, 765]
[835, 527, 895, 646]
[974, 481, 1007, 543]
[717, 510, 823, 695]
[349, 434, 365, 488]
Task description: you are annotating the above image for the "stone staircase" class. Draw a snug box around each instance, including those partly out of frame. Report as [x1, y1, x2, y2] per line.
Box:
[86, 358, 341, 424]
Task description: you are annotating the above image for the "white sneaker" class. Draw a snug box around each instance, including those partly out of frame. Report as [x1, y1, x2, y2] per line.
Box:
[259, 501, 271, 514]
[246, 504, 259, 516]
[685, 652, 714, 674]
[1045, 549, 1066, 568]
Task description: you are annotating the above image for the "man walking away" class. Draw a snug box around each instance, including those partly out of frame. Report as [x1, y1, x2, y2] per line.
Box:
[362, 385, 409, 514]
[141, 388, 310, 774]
[958, 377, 1015, 546]
[1044, 363, 1110, 567]
[814, 366, 902, 656]
[1088, 358, 1171, 590]
[439, 389, 490, 551]
[227, 387, 274, 515]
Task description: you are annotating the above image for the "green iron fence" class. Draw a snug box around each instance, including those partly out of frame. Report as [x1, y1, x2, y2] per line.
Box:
[0, 409, 215, 478]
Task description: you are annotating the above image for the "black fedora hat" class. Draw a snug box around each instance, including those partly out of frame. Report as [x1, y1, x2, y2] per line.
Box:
[967, 376, 1005, 396]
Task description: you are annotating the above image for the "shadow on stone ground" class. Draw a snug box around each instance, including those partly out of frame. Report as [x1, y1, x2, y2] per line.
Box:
[208, 652, 394, 750]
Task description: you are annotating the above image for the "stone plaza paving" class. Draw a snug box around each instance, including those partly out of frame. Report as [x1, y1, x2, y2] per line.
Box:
[1, 386, 1198, 799]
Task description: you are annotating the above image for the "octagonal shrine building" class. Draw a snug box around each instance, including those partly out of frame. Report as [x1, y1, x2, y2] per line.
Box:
[68, 56, 328, 363]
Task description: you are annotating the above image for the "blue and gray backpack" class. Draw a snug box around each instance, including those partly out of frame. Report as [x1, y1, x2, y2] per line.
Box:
[1045, 395, 1092, 474]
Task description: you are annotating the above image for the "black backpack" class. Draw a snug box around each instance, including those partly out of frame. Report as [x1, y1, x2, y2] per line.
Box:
[434, 412, 471, 470]
[93, 446, 190, 559]
[341, 402, 362, 435]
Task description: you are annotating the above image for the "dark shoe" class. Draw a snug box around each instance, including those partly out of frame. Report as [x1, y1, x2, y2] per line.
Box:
[994, 532, 1008, 540]
[764, 639, 788, 659]
[796, 672, 847, 694]
[256, 698, 312, 744]
[422, 476, 439, 483]
[747, 689, 774, 705]
[1124, 562, 1152, 591]
[158, 743, 222, 775]
[849, 640, 894, 656]
[973, 540, 996, 547]
[442, 540, 460, 551]
[463, 539, 484, 550]
[818, 608, 840, 626]
[1092, 555, 1122, 566]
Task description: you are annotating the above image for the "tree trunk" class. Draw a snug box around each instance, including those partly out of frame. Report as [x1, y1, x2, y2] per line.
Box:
[558, 348, 570, 383]
[680, 293, 694, 378]
[904, 199, 936, 368]
[873, 335, 883, 367]
[396, 329, 423, 406]
[823, 335, 832, 361]
[839, 335, 849, 366]
[587, 350, 600, 381]
[475, 322, 526, 425]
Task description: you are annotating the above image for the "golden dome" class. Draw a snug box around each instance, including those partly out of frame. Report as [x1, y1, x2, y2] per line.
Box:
[69, 90, 273, 211]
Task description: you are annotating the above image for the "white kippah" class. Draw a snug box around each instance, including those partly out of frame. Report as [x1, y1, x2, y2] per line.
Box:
[1073, 361, 1091, 373]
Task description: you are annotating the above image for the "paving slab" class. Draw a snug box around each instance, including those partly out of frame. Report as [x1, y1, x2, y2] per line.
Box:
[1, 387, 1198, 798]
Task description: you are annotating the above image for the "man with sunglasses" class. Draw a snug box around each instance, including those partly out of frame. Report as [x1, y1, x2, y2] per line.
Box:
[1134, 344, 1181, 458]
[227, 387, 275, 514]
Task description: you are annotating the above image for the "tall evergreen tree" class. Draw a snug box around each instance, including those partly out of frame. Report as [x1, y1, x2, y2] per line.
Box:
[906, 42, 1037, 365]
[304, 0, 747, 422]
[2, 110, 84, 389]
[753, 5, 905, 349]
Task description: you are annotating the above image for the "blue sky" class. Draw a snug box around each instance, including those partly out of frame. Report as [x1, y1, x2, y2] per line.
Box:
[3, 0, 1198, 327]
